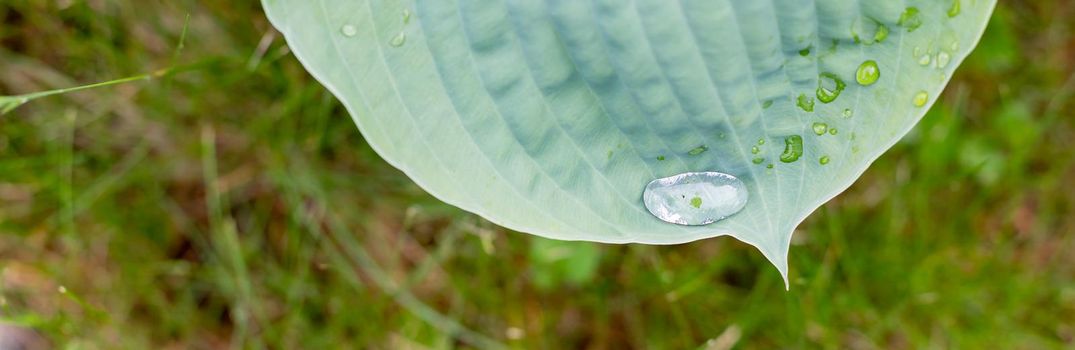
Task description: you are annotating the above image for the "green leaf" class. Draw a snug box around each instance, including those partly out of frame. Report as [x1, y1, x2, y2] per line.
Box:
[262, 0, 995, 284]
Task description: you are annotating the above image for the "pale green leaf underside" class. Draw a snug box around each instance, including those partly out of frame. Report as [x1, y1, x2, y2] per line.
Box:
[262, 0, 994, 281]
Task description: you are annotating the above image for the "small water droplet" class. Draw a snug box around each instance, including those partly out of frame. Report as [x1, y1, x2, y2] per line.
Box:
[950, 41, 960, 51]
[936, 52, 951, 68]
[752, 157, 764, 164]
[852, 19, 890, 45]
[873, 24, 890, 43]
[799, 46, 812, 57]
[766, 164, 774, 169]
[816, 73, 846, 103]
[819, 156, 831, 165]
[843, 109, 853, 118]
[947, 0, 961, 17]
[812, 122, 828, 135]
[918, 53, 932, 66]
[402, 8, 412, 24]
[642, 172, 749, 226]
[797, 93, 815, 112]
[657, 155, 666, 161]
[913, 91, 929, 107]
[757, 138, 765, 145]
[856, 60, 880, 86]
[688, 145, 708, 156]
[829, 128, 838, 135]
[389, 32, 407, 47]
[762, 100, 774, 109]
[340, 24, 358, 37]
[898, 7, 922, 32]
[751, 145, 760, 154]
[780, 135, 804, 163]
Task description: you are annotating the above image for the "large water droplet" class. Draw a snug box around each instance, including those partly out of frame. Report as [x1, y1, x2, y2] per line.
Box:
[642, 172, 749, 226]
[780, 135, 804, 163]
[389, 32, 407, 47]
[816, 73, 846, 103]
[856, 60, 880, 86]
[340, 24, 358, 37]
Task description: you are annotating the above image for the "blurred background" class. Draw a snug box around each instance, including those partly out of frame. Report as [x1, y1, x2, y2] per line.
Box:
[1, 1, 1072, 349]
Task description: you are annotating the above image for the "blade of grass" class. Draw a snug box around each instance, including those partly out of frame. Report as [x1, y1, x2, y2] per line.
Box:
[270, 152, 508, 350]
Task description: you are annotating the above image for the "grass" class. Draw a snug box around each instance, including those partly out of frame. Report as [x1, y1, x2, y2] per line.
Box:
[1, 1, 1073, 348]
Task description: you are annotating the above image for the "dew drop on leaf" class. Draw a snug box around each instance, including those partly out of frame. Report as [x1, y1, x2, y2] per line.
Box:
[936, 52, 952, 68]
[797, 93, 815, 112]
[642, 172, 749, 226]
[948, 0, 961, 18]
[899, 7, 923, 32]
[780, 135, 804, 163]
[816, 73, 846, 103]
[913, 91, 929, 107]
[389, 32, 407, 47]
[856, 60, 880, 86]
[340, 24, 358, 37]
[812, 122, 828, 135]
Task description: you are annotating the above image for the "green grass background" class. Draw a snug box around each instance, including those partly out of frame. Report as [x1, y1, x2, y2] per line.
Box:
[1, 1, 1073, 349]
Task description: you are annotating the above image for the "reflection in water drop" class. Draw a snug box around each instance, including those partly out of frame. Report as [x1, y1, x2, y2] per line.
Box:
[643, 172, 749, 226]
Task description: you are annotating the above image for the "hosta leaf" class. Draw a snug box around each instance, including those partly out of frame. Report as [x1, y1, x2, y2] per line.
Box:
[262, 0, 995, 283]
